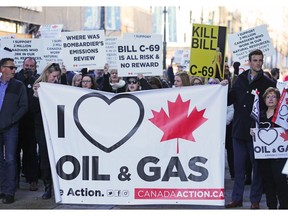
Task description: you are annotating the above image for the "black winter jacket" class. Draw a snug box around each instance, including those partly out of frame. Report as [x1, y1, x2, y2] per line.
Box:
[0, 78, 28, 132]
[228, 69, 276, 140]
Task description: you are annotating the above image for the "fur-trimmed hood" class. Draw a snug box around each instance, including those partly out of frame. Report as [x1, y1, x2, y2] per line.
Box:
[110, 79, 126, 91]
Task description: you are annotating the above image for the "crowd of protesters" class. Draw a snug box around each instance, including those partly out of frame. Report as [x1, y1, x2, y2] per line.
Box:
[0, 49, 287, 209]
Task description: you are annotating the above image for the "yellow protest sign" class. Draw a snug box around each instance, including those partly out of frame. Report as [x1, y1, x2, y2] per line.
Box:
[189, 24, 227, 79]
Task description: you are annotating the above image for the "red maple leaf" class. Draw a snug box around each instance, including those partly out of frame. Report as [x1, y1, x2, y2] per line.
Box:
[149, 94, 208, 153]
[280, 130, 288, 141]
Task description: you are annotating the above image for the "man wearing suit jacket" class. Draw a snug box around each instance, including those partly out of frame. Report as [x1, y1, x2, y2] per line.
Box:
[0, 58, 28, 204]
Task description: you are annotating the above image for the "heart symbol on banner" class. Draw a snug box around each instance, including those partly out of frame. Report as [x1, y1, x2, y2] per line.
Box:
[73, 92, 144, 153]
[257, 128, 278, 146]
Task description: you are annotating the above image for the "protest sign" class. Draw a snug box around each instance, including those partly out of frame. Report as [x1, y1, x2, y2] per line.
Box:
[272, 88, 288, 129]
[228, 25, 275, 64]
[38, 84, 227, 205]
[181, 50, 190, 72]
[174, 50, 184, 64]
[105, 37, 119, 69]
[252, 127, 288, 159]
[189, 24, 227, 79]
[173, 49, 190, 72]
[1, 38, 46, 73]
[61, 30, 106, 70]
[276, 81, 288, 94]
[116, 37, 163, 77]
[43, 38, 63, 64]
[38, 24, 63, 39]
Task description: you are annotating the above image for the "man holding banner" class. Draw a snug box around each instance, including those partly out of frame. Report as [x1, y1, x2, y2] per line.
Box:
[222, 49, 276, 209]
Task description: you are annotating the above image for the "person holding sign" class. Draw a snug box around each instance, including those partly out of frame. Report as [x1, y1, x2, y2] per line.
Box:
[31, 63, 62, 200]
[126, 74, 152, 92]
[102, 64, 126, 93]
[251, 87, 288, 209]
[222, 49, 276, 209]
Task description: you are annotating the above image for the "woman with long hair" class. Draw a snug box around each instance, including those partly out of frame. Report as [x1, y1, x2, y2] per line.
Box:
[31, 63, 62, 199]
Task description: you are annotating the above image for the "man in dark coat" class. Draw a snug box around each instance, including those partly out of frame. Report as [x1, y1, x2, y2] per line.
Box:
[15, 58, 39, 191]
[224, 49, 276, 209]
[0, 58, 28, 204]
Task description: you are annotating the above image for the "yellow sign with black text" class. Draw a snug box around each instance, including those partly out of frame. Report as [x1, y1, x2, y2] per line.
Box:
[189, 24, 227, 79]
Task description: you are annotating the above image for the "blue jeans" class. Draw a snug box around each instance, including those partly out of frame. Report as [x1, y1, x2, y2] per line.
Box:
[0, 127, 19, 196]
[231, 138, 263, 203]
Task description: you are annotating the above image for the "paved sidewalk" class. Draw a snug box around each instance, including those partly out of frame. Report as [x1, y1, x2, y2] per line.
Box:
[0, 164, 267, 210]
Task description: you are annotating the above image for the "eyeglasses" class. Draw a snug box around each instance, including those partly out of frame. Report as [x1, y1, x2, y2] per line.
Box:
[128, 80, 138, 84]
[2, 65, 17, 70]
[81, 80, 91, 83]
[266, 95, 276, 99]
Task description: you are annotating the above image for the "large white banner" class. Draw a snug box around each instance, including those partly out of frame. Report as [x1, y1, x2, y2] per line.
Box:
[38, 84, 227, 206]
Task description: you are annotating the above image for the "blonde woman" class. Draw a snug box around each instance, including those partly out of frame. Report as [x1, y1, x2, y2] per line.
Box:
[31, 63, 61, 199]
[71, 72, 82, 87]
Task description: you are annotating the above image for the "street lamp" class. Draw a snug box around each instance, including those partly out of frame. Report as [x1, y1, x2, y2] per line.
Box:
[100, 6, 106, 34]
[163, 6, 167, 71]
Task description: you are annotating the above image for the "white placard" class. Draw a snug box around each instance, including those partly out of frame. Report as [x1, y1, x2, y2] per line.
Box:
[61, 30, 106, 70]
[42, 38, 63, 64]
[105, 37, 119, 69]
[252, 127, 288, 159]
[173, 49, 183, 64]
[39, 24, 63, 39]
[228, 25, 275, 64]
[1, 38, 46, 73]
[116, 39, 163, 76]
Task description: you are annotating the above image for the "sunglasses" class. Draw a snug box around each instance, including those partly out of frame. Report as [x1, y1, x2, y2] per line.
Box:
[208, 82, 218, 85]
[128, 80, 138, 84]
[2, 65, 17, 70]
